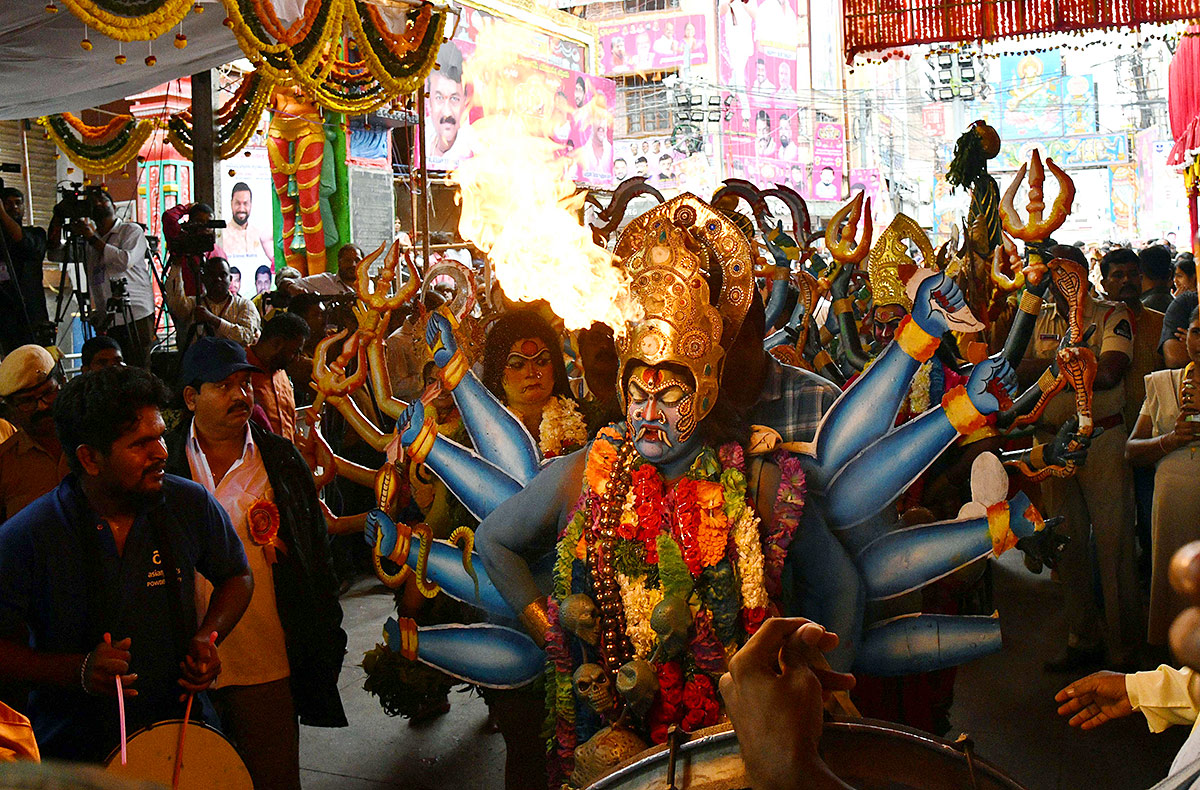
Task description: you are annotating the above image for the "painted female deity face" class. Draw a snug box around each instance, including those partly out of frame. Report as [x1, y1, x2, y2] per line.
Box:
[502, 337, 554, 409]
[626, 363, 698, 464]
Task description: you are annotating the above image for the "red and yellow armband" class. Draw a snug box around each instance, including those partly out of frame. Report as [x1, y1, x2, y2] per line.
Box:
[895, 315, 940, 362]
[831, 297, 854, 316]
[438, 348, 470, 391]
[393, 617, 420, 660]
[406, 409, 439, 465]
[942, 386, 989, 436]
[986, 502, 1018, 556]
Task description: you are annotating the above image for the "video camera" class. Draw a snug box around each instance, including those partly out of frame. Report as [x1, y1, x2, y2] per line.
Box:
[173, 216, 227, 256]
[56, 182, 104, 222]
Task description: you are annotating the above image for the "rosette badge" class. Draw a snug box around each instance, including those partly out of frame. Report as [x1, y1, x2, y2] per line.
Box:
[248, 500, 286, 563]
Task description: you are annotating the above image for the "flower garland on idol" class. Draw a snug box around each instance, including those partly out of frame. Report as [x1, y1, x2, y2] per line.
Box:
[545, 424, 803, 786]
[538, 396, 589, 459]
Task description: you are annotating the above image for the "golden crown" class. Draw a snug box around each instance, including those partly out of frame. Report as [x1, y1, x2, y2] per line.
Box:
[613, 194, 754, 423]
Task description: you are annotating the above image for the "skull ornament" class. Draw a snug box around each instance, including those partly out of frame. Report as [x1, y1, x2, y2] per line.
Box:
[650, 595, 693, 661]
[616, 659, 659, 716]
[573, 663, 616, 717]
[559, 594, 600, 645]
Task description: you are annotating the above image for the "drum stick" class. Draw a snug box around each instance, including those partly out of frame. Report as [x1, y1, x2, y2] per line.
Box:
[173, 631, 218, 790]
[105, 633, 127, 766]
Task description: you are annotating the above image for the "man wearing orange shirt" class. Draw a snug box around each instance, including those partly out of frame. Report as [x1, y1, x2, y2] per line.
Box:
[244, 313, 309, 442]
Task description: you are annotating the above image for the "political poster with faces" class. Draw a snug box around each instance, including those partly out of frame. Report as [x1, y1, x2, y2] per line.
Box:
[717, 0, 812, 197]
[218, 114, 275, 299]
[612, 136, 685, 190]
[597, 13, 709, 76]
[420, 4, 617, 187]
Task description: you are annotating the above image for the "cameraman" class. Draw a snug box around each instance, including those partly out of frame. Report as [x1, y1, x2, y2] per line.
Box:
[48, 188, 154, 368]
[165, 255, 260, 350]
[163, 202, 226, 297]
[0, 187, 50, 353]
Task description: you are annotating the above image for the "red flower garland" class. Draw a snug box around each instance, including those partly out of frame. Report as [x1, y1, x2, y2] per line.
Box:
[633, 464, 664, 562]
[672, 478, 704, 577]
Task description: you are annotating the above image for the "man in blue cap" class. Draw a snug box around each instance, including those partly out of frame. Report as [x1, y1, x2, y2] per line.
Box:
[166, 337, 346, 790]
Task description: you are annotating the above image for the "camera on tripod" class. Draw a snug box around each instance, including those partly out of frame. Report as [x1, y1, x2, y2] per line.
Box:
[173, 217, 227, 256]
[57, 183, 101, 222]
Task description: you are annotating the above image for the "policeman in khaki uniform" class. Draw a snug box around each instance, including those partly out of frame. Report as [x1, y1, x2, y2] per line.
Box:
[1020, 247, 1142, 672]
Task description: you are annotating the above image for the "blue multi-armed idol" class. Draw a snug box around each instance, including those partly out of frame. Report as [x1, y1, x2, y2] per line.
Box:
[352, 194, 1076, 785]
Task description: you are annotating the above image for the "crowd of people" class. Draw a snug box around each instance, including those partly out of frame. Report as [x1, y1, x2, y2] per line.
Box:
[0, 180, 1200, 790]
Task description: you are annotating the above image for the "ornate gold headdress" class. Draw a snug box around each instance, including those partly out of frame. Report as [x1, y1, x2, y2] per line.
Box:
[866, 214, 932, 311]
[612, 194, 754, 423]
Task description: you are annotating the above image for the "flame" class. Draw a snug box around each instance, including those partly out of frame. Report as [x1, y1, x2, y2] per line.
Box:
[452, 25, 641, 333]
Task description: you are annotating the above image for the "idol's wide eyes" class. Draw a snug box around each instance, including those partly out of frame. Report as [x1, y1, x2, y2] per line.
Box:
[628, 381, 649, 403]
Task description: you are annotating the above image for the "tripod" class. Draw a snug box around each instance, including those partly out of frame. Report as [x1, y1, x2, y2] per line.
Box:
[52, 229, 94, 344]
[144, 234, 174, 349]
[98, 283, 143, 366]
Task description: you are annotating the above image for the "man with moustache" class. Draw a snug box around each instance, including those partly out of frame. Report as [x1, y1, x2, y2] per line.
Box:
[1102, 248, 1165, 580]
[165, 338, 346, 789]
[426, 41, 470, 170]
[0, 365, 253, 762]
[0, 345, 70, 520]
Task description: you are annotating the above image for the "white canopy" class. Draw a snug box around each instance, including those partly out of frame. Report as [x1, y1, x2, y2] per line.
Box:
[0, 2, 242, 120]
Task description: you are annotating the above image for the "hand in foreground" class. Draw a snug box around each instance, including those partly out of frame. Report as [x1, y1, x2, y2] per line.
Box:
[83, 634, 137, 697]
[179, 632, 220, 697]
[719, 618, 855, 790]
[1055, 671, 1133, 730]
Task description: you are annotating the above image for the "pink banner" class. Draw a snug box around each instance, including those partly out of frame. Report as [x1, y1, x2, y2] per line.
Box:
[811, 122, 845, 201]
[421, 5, 616, 186]
[598, 14, 709, 76]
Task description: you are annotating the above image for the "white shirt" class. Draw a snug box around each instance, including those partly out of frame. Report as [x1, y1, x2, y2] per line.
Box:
[165, 264, 262, 346]
[50, 219, 154, 323]
[187, 423, 290, 687]
[295, 272, 354, 296]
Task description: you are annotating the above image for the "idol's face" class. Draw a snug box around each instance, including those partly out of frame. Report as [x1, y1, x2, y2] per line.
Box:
[626, 363, 698, 464]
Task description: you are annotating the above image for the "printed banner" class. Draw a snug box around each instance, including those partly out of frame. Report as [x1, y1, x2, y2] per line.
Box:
[421, 4, 617, 186]
[997, 52, 1096, 141]
[718, 0, 811, 191]
[994, 133, 1129, 172]
[598, 13, 709, 76]
[811, 122, 845, 201]
[219, 144, 275, 299]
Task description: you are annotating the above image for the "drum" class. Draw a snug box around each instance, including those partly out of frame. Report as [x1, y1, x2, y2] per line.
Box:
[104, 718, 253, 790]
[586, 718, 1027, 790]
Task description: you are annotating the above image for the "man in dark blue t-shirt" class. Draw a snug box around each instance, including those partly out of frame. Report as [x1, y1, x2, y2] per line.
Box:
[0, 366, 253, 762]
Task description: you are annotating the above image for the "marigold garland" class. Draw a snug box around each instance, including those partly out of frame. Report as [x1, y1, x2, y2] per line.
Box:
[166, 69, 277, 160]
[58, 0, 195, 42]
[222, 0, 446, 114]
[38, 113, 157, 175]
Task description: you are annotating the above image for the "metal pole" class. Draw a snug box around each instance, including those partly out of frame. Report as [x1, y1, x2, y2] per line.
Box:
[192, 70, 216, 206]
[20, 122, 34, 221]
[416, 89, 432, 276]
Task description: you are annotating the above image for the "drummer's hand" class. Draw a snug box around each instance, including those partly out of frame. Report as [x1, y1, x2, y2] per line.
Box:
[178, 633, 221, 697]
[83, 634, 137, 697]
[719, 618, 855, 790]
[1055, 671, 1133, 730]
